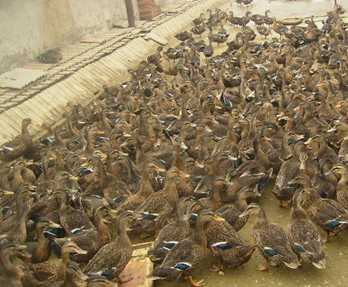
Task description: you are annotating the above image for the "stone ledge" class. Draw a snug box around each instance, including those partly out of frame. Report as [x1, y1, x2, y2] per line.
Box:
[0, 0, 227, 146]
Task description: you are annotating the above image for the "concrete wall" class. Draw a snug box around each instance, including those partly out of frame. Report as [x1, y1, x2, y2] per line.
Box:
[0, 0, 139, 73]
[154, 0, 177, 6]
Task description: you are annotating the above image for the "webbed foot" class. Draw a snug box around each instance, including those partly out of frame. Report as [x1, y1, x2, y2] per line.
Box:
[257, 263, 269, 271]
[186, 276, 205, 287]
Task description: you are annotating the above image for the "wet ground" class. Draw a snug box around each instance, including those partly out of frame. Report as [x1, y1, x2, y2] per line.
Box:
[157, 0, 348, 286]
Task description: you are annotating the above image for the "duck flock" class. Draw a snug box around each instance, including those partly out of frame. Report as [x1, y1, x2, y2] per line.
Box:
[1, 4, 348, 287]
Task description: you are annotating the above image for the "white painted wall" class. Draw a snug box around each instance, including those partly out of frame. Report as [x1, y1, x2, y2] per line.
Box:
[0, 0, 139, 73]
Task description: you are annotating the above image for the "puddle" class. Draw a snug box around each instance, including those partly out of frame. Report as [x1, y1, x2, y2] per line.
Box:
[157, 0, 348, 286]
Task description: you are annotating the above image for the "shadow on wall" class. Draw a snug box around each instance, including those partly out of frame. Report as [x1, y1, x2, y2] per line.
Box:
[41, 0, 77, 50]
[0, 0, 137, 74]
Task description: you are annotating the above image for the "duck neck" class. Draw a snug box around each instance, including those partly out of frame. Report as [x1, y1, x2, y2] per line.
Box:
[14, 204, 29, 242]
[303, 188, 320, 209]
[21, 121, 33, 146]
[118, 219, 131, 247]
[138, 170, 153, 197]
[54, 129, 65, 146]
[164, 177, 178, 206]
[33, 228, 50, 262]
[60, 251, 72, 279]
[193, 217, 208, 248]
[96, 217, 111, 245]
[338, 171, 348, 185]
[236, 192, 248, 210]
[101, 112, 112, 132]
[210, 188, 222, 208]
[180, 99, 189, 121]
[176, 205, 188, 225]
[59, 195, 68, 212]
[317, 140, 327, 158]
[174, 147, 185, 172]
[96, 159, 107, 186]
[254, 208, 268, 229]
[21, 122, 30, 137]
[67, 118, 79, 137]
[0, 251, 22, 277]
[13, 167, 24, 188]
[291, 205, 308, 222]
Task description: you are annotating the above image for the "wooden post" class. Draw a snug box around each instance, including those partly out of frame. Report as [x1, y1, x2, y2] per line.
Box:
[125, 0, 136, 27]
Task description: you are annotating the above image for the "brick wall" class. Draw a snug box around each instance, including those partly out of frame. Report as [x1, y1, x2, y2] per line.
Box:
[137, 0, 161, 21]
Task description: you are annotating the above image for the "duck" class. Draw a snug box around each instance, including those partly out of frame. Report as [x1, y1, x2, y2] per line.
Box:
[84, 211, 133, 282]
[272, 21, 289, 39]
[4, 187, 34, 243]
[228, 11, 251, 27]
[216, 187, 252, 231]
[63, 261, 117, 287]
[0, 118, 38, 162]
[329, 121, 348, 163]
[147, 47, 163, 71]
[272, 139, 304, 207]
[304, 135, 338, 174]
[7, 161, 37, 191]
[175, 31, 193, 42]
[210, 25, 229, 45]
[30, 240, 87, 283]
[0, 242, 31, 287]
[264, 10, 274, 26]
[192, 13, 205, 26]
[191, 23, 206, 37]
[251, 11, 268, 26]
[297, 174, 348, 237]
[331, 165, 348, 209]
[135, 168, 179, 227]
[288, 194, 326, 269]
[236, 0, 253, 6]
[256, 25, 271, 39]
[61, 261, 88, 287]
[148, 199, 192, 262]
[56, 189, 94, 236]
[203, 35, 214, 59]
[240, 204, 300, 270]
[29, 219, 63, 263]
[56, 206, 111, 263]
[152, 211, 223, 287]
[206, 215, 255, 270]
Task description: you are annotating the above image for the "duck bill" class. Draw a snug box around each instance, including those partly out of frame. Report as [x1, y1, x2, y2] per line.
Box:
[3, 190, 15, 196]
[16, 250, 32, 261]
[304, 137, 313, 147]
[73, 246, 88, 255]
[312, 259, 326, 270]
[15, 244, 28, 251]
[48, 221, 62, 229]
[102, 219, 111, 224]
[213, 215, 225, 222]
[283, 261, 300, 269]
